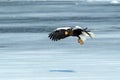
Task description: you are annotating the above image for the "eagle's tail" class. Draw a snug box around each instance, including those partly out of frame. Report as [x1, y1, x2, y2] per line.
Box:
[80, 30, 95, 42]
[82, 27, 95, 38]
[85, 32, 95, 39]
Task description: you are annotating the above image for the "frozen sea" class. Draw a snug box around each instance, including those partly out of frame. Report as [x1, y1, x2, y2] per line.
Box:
[0, 1, 120, 80]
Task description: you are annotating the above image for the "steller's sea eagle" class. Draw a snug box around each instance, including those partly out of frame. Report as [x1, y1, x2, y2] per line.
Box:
[48, 26, 94, 45]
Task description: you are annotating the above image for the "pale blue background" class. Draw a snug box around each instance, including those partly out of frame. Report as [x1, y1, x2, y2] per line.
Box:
[0, 1, 120, 80]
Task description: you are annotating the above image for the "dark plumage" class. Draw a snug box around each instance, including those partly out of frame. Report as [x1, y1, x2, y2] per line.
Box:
[48, 26, 94, 45]
[49, 27, 72, 41]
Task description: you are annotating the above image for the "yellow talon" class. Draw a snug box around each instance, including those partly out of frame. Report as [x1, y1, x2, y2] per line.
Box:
[78, 39, 84, 45]
[65, 31, 69, 35]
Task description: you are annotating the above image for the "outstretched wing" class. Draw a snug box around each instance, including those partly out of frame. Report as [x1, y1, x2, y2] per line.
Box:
[48, 27, 72, 41]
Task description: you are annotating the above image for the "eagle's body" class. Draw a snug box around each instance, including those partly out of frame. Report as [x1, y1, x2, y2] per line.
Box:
[48, 26, 94, 45]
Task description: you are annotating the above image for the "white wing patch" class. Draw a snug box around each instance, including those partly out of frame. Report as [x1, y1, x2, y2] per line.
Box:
[73, 26, 82, 30]
[75, 26, 82, 29]
[56, 27, 72, 31]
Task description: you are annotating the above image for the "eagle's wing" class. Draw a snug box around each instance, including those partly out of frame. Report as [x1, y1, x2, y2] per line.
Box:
[48, 27, 72, 41]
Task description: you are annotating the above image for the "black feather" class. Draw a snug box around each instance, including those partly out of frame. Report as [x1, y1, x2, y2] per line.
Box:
[48, 28, 72, 41]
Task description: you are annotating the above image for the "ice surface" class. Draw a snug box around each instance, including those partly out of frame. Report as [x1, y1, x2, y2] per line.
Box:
[0, 33, 120, 80]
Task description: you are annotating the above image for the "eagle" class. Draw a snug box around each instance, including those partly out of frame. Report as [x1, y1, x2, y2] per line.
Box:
[48, 26, 94, 45]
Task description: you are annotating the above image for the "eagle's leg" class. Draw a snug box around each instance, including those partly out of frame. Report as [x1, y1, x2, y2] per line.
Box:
[77, 36, 84, 45]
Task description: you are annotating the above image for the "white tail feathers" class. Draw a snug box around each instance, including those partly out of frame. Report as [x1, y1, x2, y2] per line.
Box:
[80, 31, 95, 42]
[82, 32, 89, 36]
[88, 32, 95, 39]
[80, 35, 87, 42]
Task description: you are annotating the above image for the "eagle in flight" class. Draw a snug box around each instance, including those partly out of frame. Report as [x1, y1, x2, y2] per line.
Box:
[48, 26, 94, 45]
